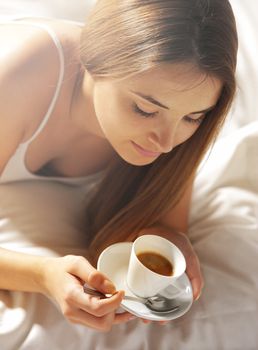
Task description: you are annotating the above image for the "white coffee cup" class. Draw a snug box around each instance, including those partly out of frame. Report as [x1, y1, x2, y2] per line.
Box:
[126, 235, 186, 298]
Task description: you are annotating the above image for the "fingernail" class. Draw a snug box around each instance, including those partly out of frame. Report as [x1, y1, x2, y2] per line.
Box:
[128, 315, 136, 321]
[142, 319, 151, 324]
[195, 292, 201, 301]
[102, 280, 116, 294]
[191, 280, 201, 301]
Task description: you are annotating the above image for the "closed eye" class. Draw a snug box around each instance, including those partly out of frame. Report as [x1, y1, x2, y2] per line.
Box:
[133, 102, 207, 124]
[133, 103, 158, 118]
[183, 114, 205, 125]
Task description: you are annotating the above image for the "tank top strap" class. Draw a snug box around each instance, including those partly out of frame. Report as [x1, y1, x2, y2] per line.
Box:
[13, 20, 65, 145]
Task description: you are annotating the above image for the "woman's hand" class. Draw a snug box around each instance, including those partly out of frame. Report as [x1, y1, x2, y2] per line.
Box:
[135, 225, 203, 325]
[137, 225, 204, 301]
[40, 255, 135, 331]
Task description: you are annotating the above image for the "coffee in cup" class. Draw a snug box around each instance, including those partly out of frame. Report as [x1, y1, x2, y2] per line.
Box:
[136, 251, 173, 276]
[127, 235, 186, 298]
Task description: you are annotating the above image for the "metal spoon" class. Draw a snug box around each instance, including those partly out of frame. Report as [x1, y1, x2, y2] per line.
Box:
[83, 284, 179, 313]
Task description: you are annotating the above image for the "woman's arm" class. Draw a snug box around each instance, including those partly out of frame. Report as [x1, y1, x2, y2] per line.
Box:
[0, 247, 47, 293]
[0, 247, 134, 330]
[0, 23, 60, 175]
[139, 177, 203, 301]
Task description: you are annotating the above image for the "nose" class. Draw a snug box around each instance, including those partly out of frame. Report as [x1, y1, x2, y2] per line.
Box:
[147, 124, 176, 153]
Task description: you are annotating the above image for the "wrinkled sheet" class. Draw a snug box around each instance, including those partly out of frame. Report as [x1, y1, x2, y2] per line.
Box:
[0, 122, 257, 350]
[0, 1, 258, 349]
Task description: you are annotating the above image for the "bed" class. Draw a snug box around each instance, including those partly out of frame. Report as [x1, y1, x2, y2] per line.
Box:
[0, 1, 258, 349]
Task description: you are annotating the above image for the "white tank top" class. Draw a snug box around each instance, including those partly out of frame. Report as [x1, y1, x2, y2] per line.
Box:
[0, 20, 102, 186]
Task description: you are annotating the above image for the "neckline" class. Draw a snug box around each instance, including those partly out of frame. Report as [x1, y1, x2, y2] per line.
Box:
[25, 164, 105, 184]
[1, 20, 103, 185]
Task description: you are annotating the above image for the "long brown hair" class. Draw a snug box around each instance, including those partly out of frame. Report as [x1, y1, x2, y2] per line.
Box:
[80, 0, 238, 263]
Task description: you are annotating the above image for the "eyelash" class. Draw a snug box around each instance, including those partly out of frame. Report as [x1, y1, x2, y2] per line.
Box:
[133, 103, 157, 118]
[184, 115, 205, 125]
[133, 103, 205, 124]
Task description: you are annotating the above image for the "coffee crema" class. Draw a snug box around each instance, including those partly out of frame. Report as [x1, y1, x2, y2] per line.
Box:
[137, 251, 173, 276]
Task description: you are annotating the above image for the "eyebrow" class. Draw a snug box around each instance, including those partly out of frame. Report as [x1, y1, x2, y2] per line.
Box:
[131, 90, 216, 115]
[131, 90, 170, 109]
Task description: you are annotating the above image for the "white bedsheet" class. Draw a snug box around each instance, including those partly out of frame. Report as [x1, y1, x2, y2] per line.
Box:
[0, 1, 258, 349]
[0, 122, 257, 350]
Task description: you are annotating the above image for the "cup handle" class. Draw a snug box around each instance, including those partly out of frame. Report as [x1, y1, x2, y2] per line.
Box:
[161, 279, 184, 298]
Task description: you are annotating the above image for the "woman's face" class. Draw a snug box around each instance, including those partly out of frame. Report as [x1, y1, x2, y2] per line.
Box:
[91, 63, 222, 166]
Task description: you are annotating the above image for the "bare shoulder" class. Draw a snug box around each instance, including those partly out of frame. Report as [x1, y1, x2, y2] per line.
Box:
[0, 19, 82, 124]
[0, 19, 82, 173]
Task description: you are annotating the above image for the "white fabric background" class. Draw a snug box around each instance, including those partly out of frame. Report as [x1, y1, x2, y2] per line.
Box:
[0, 1, 258, 349]
[0, 0, 96, 22]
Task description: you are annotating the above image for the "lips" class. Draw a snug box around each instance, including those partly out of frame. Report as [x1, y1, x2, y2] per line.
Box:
[131, 141, 162, 158]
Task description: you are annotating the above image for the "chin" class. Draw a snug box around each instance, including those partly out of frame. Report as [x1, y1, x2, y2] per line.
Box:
[119, 154, 157, 166]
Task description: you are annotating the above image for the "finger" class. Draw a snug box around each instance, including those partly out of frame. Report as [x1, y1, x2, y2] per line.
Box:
[88, 270, 116, 294]
[72, 289, 125, 317]
[152, 229, 204, 301]
[69, 309, 136, 331]
[141, 318, 152, 324]
[184, 251, 204, 300]
[88, 290, 125, 317]
[158, 320, 170, 325]
[190, 276, 204, 301]
[68, 308, 115, 332]
[113, 312, 137, 325]
[66, 256, 116, 294]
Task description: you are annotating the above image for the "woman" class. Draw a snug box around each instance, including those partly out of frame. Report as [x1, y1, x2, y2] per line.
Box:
[0, 0, 237, 331]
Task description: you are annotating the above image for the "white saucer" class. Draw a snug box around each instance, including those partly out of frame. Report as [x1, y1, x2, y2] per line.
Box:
[97, 242, 193, 321]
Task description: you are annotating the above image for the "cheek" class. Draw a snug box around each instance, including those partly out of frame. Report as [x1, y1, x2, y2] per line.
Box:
[93, 88, 147, 137]
[93, 92, 116, 130]
[174, 124, 199, 146]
